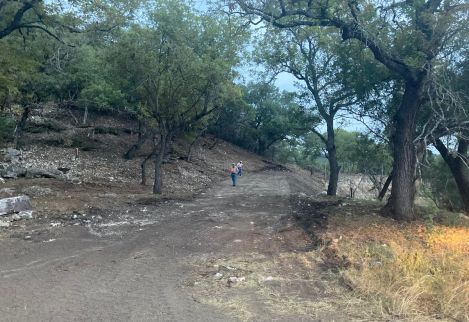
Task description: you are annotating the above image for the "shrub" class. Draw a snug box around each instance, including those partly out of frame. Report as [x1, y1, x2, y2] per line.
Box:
[26, 120, 66, 133]
[94, 126, 120, 136]
[0, 115, 15, 144]
[421, 156, 462, 212]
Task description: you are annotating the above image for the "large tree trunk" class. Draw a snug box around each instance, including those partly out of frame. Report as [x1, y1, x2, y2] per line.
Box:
[326, 117, 340, 196]
[434, 138, 469, 213]
[451, 163, 469, 214]
[153, 132, 170, 194]
[385, 82, 423, 220]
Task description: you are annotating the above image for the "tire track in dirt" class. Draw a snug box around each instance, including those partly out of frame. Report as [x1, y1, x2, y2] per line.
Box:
[0, 170, 352, 322]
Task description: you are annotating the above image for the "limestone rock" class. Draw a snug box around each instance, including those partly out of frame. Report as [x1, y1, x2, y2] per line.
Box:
[3, 148, 21, 163]
[0, 164, 27, 179]
[70, 177, 82, 184]
[25, 167, 64, 179]
[0, 220, 10, 228]
[0, 195, 33, 216]
[18, 210, 33, 219]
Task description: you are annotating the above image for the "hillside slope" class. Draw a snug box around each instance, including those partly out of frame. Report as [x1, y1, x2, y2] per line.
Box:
[0, 108, 280, 237]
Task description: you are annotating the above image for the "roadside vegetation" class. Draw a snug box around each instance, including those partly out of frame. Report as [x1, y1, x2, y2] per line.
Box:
[333, 209, 468, 321]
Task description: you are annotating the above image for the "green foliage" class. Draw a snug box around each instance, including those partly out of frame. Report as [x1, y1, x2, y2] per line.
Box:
[0, 0, 139, 40]
[209, 93, 257, 150]
[271, 132, 323, 168]
[255, 25, 389, 125]
[293, 132, 323, 167]
[245, 82, 315, 154]
[35, 41, 126, 111]
[335, 130, 392, 175]
[271, 129, 393, 175]
[0, 37, 43, 107]
[422, 155, 463, 212]
[0, 115, 15, 144]
[210, 82, 316, 155]
[106, 0, 248, 143]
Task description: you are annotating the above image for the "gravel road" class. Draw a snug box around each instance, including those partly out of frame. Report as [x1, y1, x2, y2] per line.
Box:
[0, 170, 334, 322]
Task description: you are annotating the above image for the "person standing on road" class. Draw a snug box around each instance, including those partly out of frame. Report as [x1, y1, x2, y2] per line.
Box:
[236, 161, 244, 176]
[229, 163, 238, 186]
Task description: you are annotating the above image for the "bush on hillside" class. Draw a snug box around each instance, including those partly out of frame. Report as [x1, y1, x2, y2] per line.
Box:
[94, 126, 120, 136]
[26, 119, 66, 133]
[0, 115, 15, 145]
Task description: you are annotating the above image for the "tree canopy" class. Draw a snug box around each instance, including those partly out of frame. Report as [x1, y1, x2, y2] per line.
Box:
[0, 0, 468, 215]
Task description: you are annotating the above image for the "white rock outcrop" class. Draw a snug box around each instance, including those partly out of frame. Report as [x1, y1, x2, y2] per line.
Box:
[0, 195, 33, 216]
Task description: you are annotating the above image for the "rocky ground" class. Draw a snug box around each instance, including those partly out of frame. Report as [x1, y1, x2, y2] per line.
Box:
[0, 107, 272, 239]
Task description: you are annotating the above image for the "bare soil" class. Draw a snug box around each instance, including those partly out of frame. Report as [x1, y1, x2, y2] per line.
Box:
[1, 160, 395, 322]
[0, 110, 430, 321]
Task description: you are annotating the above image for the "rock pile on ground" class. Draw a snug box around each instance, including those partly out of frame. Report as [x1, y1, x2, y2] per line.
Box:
[0, 195, 34, 227]
[0, 195, 33, 216]
[0, 148, 67, 180]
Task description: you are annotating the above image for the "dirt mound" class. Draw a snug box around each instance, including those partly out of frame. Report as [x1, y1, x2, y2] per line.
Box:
[258, 160, 291, 172]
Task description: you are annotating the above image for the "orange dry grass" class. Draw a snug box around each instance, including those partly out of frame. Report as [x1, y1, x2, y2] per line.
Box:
[425, 227, 469, 254]
[328, 212, 469, 321]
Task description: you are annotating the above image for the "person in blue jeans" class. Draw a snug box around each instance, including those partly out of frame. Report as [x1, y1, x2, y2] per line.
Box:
[229, 163, 238, 186]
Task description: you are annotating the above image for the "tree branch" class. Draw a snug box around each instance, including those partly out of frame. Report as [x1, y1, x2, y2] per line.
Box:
[0, 0, 39, 39]
[311, 127, 327, 144]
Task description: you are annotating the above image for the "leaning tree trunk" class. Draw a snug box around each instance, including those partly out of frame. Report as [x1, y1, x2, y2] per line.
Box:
[13, 104, 31, 149]
[326, 117, 340, 196]
[140, 145, 157, 186]
[124, 121, 145, 160]
[450, 162, 469, 214]
[378, 171, 393, 201]
[385, 82, 423, 220]
[187, 128, 206, 162]
[434, 138, 469, 213]
[153, 132, 170, 194]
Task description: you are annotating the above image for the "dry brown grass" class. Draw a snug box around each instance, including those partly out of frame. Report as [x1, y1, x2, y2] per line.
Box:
[186, 197, 468, 321]
[330, 212, 469, 321]
[187, 252, 377, 321]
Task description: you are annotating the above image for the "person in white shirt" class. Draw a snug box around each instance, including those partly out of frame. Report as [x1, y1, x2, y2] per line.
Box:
[236, 161, 244, 176]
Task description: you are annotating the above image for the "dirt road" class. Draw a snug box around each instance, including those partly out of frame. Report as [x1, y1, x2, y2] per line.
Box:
[0, 170, 354, 322]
